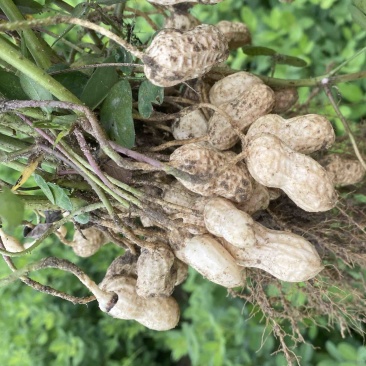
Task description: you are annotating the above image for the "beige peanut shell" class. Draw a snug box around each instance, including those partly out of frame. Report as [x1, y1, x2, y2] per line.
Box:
[71, 227, 109, 257]
[246, 114, 335, 154]
[216, 20, 252, 49]
[171, 110, 208, 140]
[235, 181, 270, 214]
[320, 153, 365, 186]
[221, 222, 323, 282]
[245, 133, 337, 212]
[169, 142, 253, 202]
[209, 71, 263, 106]
[272, 87, 299, 113]
[143, 25, 228, 87]
[136, 244, 177, 298]
[170, 232, 246, 288]
[204, 197, 257, 248]
[100, 275, 180, 331]
[208, 84, 275, 150]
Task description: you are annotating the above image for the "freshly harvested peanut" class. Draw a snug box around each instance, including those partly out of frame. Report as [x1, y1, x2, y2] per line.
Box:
[101, 251, 138, 286]
[71, 227, 109, 257]
[100, 275, 180, 331]
[208, 84, 275, 150]
[164, 11, 200, 31]
[216, 20, 251, 49]
[172, 110, 208, 140]
[209, 71, 263, 106]
[272, 87, 299, 113]
[246, 114, 335, 154]
[163, 181, 208, 213]
[245, 133, 337, 212]
[143, 25, 228, 87]
[169, 230, 245, 288]
[136, 244, 177, 298]
[169, 142, 253, 202]
[204, 197, 256, 248]
[0, 229, 24, 252]
[320, 153, 365, 186]
[221, 222, 323, 282]
[236, 181, 270, 214]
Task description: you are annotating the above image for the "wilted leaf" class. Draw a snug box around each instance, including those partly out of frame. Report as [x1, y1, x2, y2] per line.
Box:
[138, 80, 164, 118]
[100, 79, 135, 148]
[0, 187, 25, 233]
[12, 154, 43, 191]
[80, 56, 119, 110]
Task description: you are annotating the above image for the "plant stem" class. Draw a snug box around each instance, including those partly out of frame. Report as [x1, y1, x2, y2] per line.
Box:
[0, 0, 51, 69]
[0, 36, 81, 104]
[0, 16, 144, 59]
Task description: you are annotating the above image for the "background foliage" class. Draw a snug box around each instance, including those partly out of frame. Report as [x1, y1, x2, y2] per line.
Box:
[1, 0, 366, 365]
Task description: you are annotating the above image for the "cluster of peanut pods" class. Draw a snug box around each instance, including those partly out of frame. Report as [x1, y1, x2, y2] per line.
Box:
[62, 1, 365, 331]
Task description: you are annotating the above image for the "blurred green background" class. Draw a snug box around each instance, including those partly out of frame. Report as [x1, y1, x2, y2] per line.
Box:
[1, 0, 366, 365]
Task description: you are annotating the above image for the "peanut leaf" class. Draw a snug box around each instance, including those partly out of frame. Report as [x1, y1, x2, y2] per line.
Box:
[100, 79, 135, 148]
[138, 80, 164, 118]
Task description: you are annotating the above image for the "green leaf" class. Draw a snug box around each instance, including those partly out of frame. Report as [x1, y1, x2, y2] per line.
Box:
[353, 0, 366, 14]
[350, 4, 366, 30]
[325, 341, 343, 362]
[13, 0, 43, 14]
[100, 79, 135, 148]
[138, 80, 164, 118]
[338, 343, 358, 361]
[72, 199, 90, 224]
[19, 74, 53, 115]
[242, 45, 277, 56]
[47, 183, 72, 211]
[80, 57, 119, 110]
[0, 69, 28, 100]
[275, 54, 308, 67]
[52, 67, 89, 99]
[0, 187, 25, 233]
[34, 174, 55, 204]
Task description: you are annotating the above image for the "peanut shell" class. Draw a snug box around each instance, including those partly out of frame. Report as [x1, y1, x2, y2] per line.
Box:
[172, 110, 208, 140]
[245, 133, 337, 212]
[143, 25, 228, 87]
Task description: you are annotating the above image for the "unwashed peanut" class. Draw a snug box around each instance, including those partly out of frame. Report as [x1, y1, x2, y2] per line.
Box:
[143, 25, 228, 87]
[204, 197, 256, 248]
[216, 20, 251, 49]
[320, 153, 365, 186]
[246, 114, 335, 154]
[245, 133, 337, 212]
[221, 222, 323, 282]
[71, 227, 109, 257]
[235, 181, 270, 214]
[0, 228, 24, 252]
[169, 142, 253, 202]
[208, 84, 275, 150]
[272, 87, 299, 113]
[100, 275, 180, 331]
[172, 258, 188, 285]
[172, 110, 208, 140]
[169, 230, 245, 288]
[136, 244, 177, 298]
[209, 71, 263, 106]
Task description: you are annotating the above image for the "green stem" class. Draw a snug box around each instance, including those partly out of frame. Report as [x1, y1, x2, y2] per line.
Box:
[0, 0, 51, 69]
[0, 36, 81, 104]
[0, 16, 144, 59]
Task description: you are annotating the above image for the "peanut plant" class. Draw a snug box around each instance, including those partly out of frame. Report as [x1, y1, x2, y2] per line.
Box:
[0, 0, 366, 365]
